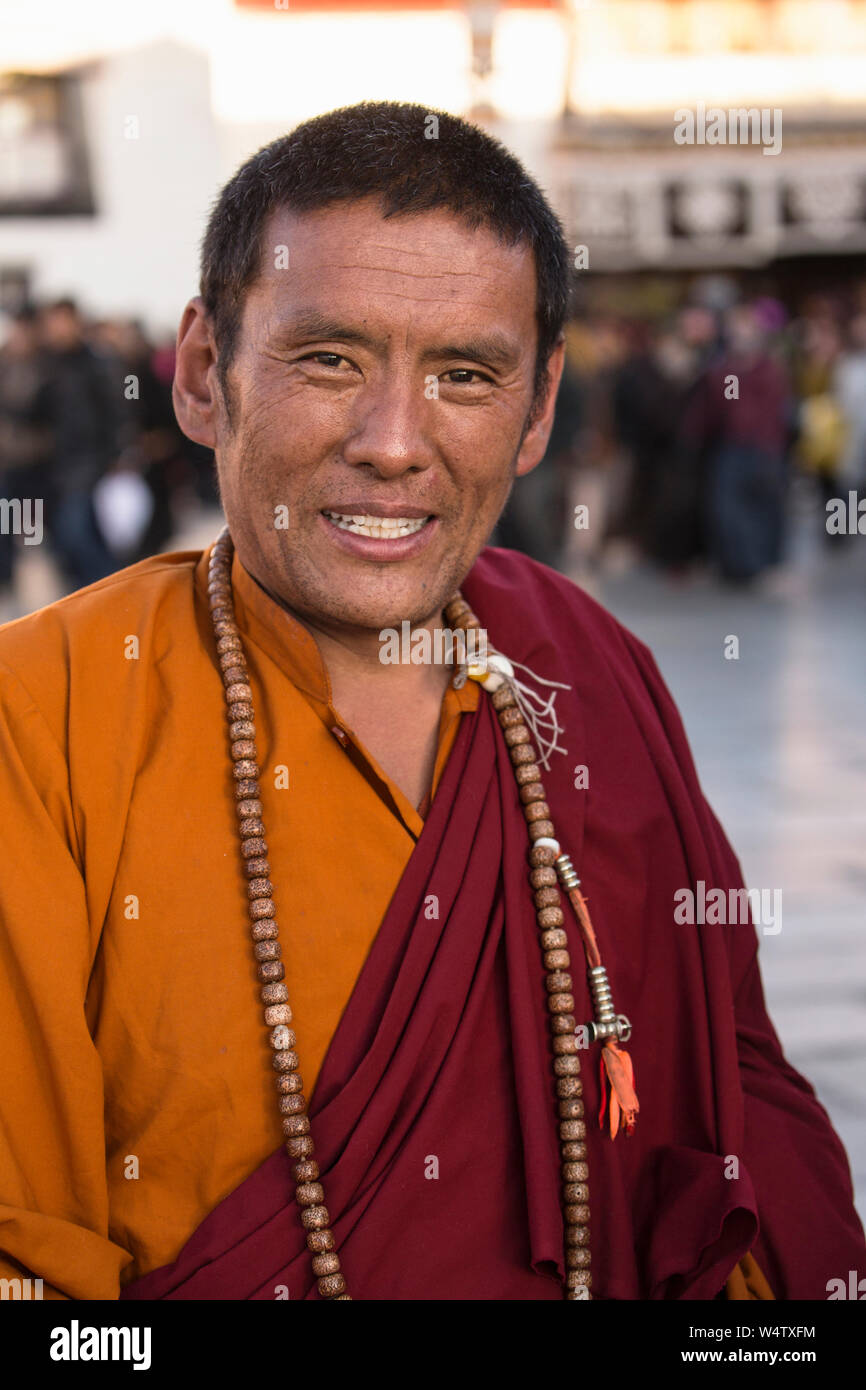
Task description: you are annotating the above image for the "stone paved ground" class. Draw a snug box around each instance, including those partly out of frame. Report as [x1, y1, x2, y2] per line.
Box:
[577, 499, 866, 1225]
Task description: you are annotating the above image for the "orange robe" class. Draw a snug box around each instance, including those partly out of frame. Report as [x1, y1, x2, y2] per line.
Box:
[0, 543, 477, 1298]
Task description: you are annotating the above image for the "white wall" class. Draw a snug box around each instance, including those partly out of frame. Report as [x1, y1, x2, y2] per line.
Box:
[0, 40, 220, 339]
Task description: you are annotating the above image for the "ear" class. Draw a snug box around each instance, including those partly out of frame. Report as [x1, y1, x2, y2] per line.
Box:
[172, 297, 223, 449]
[514, 338, 566, 478]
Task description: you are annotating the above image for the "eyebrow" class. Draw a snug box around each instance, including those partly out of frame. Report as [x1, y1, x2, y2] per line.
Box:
[270, 310, 521, 371]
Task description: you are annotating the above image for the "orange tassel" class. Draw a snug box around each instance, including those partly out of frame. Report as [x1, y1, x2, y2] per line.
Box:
[599, 1040, 638, 1140]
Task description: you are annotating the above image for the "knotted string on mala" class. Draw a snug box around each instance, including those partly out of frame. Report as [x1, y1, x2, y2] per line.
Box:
[207, 524, 638, 1302]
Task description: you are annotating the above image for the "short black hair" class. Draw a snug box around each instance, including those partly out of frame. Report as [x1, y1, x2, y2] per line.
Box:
[199, 100, 571, 419]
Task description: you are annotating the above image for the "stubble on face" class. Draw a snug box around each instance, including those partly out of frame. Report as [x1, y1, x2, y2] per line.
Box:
[212, 198, 544, 643]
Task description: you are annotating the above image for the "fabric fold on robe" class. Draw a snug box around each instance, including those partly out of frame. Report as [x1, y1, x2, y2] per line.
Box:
[122, 547, 866, 1300]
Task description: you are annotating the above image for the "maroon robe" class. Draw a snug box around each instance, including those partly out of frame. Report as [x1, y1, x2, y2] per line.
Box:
[120, 547, 866, 1300]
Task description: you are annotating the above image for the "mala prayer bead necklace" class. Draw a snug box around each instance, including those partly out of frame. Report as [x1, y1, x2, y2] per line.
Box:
[206, 525, 638, 1302]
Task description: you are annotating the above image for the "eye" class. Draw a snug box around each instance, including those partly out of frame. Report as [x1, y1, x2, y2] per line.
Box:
[443, 368, 493, 385]
[301, 352, 348, 369]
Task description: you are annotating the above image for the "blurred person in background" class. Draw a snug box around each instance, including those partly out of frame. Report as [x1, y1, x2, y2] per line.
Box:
[791, 309, 847, 546]
[0, 307, 50, 605]
[834, 312, 866, 497]
[683, 301, 791, 584]
[33, 298, 122, 590]
[92, 317, 180, 562]
[493, 354, 582, 569]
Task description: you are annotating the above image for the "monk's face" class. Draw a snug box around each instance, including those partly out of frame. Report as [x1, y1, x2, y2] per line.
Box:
[175, 198, 562, 634]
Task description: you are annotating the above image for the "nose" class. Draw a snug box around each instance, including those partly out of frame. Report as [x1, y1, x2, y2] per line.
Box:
[341, 371, 437, 478]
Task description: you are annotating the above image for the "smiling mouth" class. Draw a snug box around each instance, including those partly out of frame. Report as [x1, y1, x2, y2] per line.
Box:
[322, 511, 433, 539]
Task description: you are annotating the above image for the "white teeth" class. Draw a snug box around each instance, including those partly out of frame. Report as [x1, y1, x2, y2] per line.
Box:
[324, 512, 430, 539]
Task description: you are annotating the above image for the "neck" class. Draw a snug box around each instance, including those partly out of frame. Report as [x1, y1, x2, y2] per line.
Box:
[248, 568, 459, 706]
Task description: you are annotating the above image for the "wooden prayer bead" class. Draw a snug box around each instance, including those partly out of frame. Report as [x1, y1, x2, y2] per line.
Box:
[534, 888, 560, 911]
[530, 867, 557, 889]
[295, 1182, 325, 1207]
[559, 1099, 583, 1119]
[269, 1025, 293, 1049]
[246, 857, 270, 877]
[318, 1274, 347, 1297]
[560, 1121, 585, 1142]
[547, 992, 575, 1014]
[222, 666, 247, 686]
[544, 951, 570, 971]
[529, 844, 558, 867]
[279, 1095, 306, 1116]
[251, 919, 278, 941]
[283, 1115, 311, 1137]
[272, 1049, 298, 1072]
[250, 898, 276, 920]
[311, 1252, 340, 1277]
[498, 706, 523, 728]
[233, 760, 259, 780]
[561, 1141, 587, 1159]
[541, 928, 568, 949]
[567, 1249, 591, 1269]
[509, 744, 535, 765]
[211, 608, 233, 625]
[556, 1076, 583, 1098]
[490, 685, 517, 710]
[562, 1162, 588, 1183]
[231, 739, 257, 760]
[264, 1003, 292, 1026]
[226, 682, 253, 703]
[292, 1160, 319, 1181]
[260, 983, 288, 1005]
[528, 819, 556, 841]
[219, 649, 244, 670]
[568, 1271, 591, 1290]
[230, 723, 256, 742]
[248, 877, 273, 898]
[545, 971, 572, 994]
[254, 940, 281, 962]
[550, 1012, 576, 1034]
[515, 763, 541, 784]
[554, 1056, 581, 1076]
[306, 1229, 334, 1253]
[236, 779, 260, 799]
[237, 797, 262, 817]
[214, 621, 239, 639]
[563, 1182, 590, 1204]
[524, 802, 550, 823]
[520, 782, 546, 804]
[537, 906, 564, 927]
[239, 816, 265, 838]
[500, 728, 528, 750]
[300, 1205, 329, 1230]
[242, 837, 268, 858]
[257, 960, 284, 983]
[287, 1136, 315, 1158]
[552, 1033, 578, 1054]
[277, 1072, 303, 1093]
[566, 1204, 590, 1225]
[230, 703, 254, 721]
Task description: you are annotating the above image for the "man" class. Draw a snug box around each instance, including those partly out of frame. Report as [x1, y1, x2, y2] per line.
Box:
[0, 102, 863, 1302]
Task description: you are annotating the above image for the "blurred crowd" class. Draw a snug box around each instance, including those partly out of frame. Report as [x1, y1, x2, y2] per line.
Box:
[0, 298, 216, 599]
[2, 286, 865, 604]
[496, 283, 866, 583]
